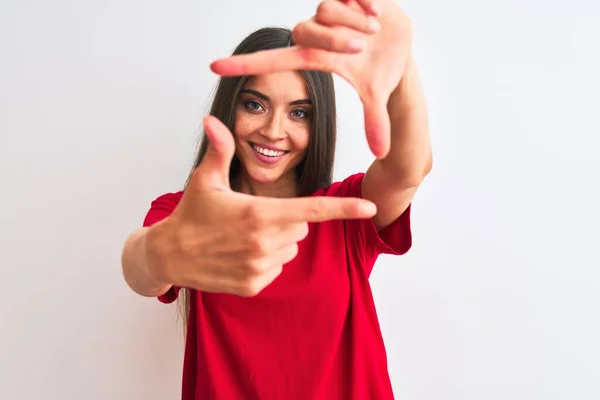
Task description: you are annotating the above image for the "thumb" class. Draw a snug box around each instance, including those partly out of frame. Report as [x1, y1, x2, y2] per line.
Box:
[192, 115, 236, 191]
[362, 96, 391, 159]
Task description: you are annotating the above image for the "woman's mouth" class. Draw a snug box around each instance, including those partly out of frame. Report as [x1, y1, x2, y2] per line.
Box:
[249, 142, 289, 165]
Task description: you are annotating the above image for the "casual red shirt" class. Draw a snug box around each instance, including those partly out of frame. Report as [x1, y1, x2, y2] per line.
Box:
[142, 172, 412, 399]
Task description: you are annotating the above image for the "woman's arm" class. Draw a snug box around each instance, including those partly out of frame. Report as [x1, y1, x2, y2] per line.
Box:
[121, 224, 173, 298]
[362, 58, 433, 230]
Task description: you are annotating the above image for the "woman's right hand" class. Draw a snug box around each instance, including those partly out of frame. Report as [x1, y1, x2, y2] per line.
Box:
[145, 116, 376, 297]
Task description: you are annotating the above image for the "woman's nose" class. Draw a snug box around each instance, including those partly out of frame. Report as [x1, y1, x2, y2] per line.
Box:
[261, 113, 286, 141]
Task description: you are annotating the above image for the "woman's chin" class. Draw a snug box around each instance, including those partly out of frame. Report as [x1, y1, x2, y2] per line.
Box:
[243, 162, 297, 186]
[247, 169, 283, 184]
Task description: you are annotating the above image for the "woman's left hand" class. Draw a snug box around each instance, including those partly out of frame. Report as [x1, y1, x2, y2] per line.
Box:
[210, 0, 413, 159]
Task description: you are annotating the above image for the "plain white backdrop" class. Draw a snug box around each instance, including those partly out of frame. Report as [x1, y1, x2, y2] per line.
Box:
[1, 0, 599, 399]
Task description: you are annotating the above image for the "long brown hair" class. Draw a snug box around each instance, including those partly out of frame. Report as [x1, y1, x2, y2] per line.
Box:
[178, 27, 337, 328]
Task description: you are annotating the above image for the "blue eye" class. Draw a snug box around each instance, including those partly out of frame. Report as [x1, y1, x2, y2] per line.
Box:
[291, 109, 310, 119]
[244, 100, 263, 112]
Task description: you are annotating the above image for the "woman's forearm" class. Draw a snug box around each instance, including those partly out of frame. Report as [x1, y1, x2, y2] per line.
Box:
[382, 58, 432, 184]
[121, 225, 172, 298]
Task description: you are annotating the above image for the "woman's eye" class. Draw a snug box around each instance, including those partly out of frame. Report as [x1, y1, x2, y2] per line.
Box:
[244, 100, 263, 112]
[291, 109, 309, 119]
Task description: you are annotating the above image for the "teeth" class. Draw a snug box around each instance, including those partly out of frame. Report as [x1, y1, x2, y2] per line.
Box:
[253, 144, 285, 157]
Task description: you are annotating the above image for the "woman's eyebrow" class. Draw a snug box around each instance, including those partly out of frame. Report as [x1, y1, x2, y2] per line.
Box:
[240, 89, 312, 106]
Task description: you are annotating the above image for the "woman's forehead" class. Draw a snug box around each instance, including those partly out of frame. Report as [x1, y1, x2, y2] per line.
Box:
[243, 72, 309, 100]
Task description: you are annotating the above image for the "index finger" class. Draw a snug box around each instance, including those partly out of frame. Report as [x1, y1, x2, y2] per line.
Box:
[210, 46, 339, 77]
[261, 195, 377, 224]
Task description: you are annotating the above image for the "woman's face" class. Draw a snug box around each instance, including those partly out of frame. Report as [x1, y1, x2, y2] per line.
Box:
[234, 71, 312, 188]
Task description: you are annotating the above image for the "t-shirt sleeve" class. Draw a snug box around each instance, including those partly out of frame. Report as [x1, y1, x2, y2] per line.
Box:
[142, 192, 183, 304]
[335, 173, 412, 269]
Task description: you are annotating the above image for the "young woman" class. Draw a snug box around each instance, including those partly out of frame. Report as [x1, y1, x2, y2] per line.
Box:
[121, 1, 432, 399]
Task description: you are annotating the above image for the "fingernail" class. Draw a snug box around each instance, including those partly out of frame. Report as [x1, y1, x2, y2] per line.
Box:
[347, 39, 365, 52]
[368, 18, 381, 33]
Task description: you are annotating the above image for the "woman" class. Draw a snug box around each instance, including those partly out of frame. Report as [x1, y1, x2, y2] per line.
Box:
[121, 1, 432, 399]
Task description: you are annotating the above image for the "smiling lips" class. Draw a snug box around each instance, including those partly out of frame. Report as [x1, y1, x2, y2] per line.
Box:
[250, 142, 289, 165]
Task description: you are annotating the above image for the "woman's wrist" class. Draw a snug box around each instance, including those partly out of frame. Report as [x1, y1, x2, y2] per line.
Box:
[142, 221, 175, 293]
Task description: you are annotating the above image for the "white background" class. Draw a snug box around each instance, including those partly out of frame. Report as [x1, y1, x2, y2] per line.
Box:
[1, 0, 599, 399]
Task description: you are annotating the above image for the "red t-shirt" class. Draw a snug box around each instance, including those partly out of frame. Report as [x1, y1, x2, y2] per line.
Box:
[143, 173, 412, 400]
